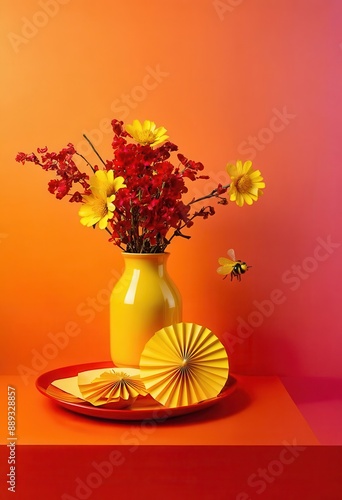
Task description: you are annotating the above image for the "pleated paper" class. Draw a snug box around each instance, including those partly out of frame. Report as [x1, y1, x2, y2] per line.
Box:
[139, 322, 229, 408]
[78, 368, 148, 407]
[49, 367, 148, 408]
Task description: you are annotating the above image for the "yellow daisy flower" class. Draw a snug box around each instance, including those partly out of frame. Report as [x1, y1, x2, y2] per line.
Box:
[78, 170, 125, 229]
[226, 160, 265, 207]
[79, 193, 115, 229]
[90, 169, 126, 198]
[125, 119, 168, 147]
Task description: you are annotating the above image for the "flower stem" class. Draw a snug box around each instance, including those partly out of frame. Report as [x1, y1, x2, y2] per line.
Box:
[75, 152, 96, 173]
[105, 226, 124, 250]
[167, 212, 199, 244]
[83, 134, 106, 166]
[189, 183, 230, 205]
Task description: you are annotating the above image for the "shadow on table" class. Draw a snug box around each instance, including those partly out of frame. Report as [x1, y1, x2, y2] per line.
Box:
[43, 376, 251, 427]
[162, 384, 251, 426]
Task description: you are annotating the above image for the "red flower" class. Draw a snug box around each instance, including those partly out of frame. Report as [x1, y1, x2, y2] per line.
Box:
[15, 152, 40, 164]
[16, 119, 230, 252]
[69, 192, 83, 203]
[48, 179, 69, 199]
[216, 183, 228, 194]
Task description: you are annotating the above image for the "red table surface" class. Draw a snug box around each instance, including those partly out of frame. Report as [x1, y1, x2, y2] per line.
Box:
[3, 370, 342, 500]
[0, 370, 319, 445]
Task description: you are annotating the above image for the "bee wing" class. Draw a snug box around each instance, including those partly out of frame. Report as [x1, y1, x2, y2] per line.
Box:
[217, 257, 234, 275]
[218, 257, 235, 266]
[227, 248, 236, 261]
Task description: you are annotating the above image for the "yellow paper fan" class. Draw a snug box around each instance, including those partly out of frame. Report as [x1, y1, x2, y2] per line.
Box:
[139, 322, 229, 408]
[78, 368, 148, 407]
[46, 384, 84, 404]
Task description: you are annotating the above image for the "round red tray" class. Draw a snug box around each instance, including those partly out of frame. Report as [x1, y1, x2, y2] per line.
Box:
[36, 361, 237, 421]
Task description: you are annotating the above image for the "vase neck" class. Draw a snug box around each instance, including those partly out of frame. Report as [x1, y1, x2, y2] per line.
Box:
[122, 253, 169, 273]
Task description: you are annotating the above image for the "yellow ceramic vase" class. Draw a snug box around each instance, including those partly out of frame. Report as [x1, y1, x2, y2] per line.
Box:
[110, 253, 182, 368]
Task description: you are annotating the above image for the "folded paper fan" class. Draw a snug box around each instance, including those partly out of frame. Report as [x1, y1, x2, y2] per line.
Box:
[78, 368, 148, 407]
[46, 383, 84, 404]
[139, 322, 229, 408]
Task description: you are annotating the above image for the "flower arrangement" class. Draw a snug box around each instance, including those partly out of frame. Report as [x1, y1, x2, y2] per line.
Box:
[16, 119, 265, 254]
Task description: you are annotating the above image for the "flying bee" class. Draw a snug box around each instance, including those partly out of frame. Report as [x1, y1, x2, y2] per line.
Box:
[217, 249, 251, 281]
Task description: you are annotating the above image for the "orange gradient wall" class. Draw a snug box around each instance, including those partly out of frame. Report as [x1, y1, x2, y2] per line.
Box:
[1, 0, 341, 380]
